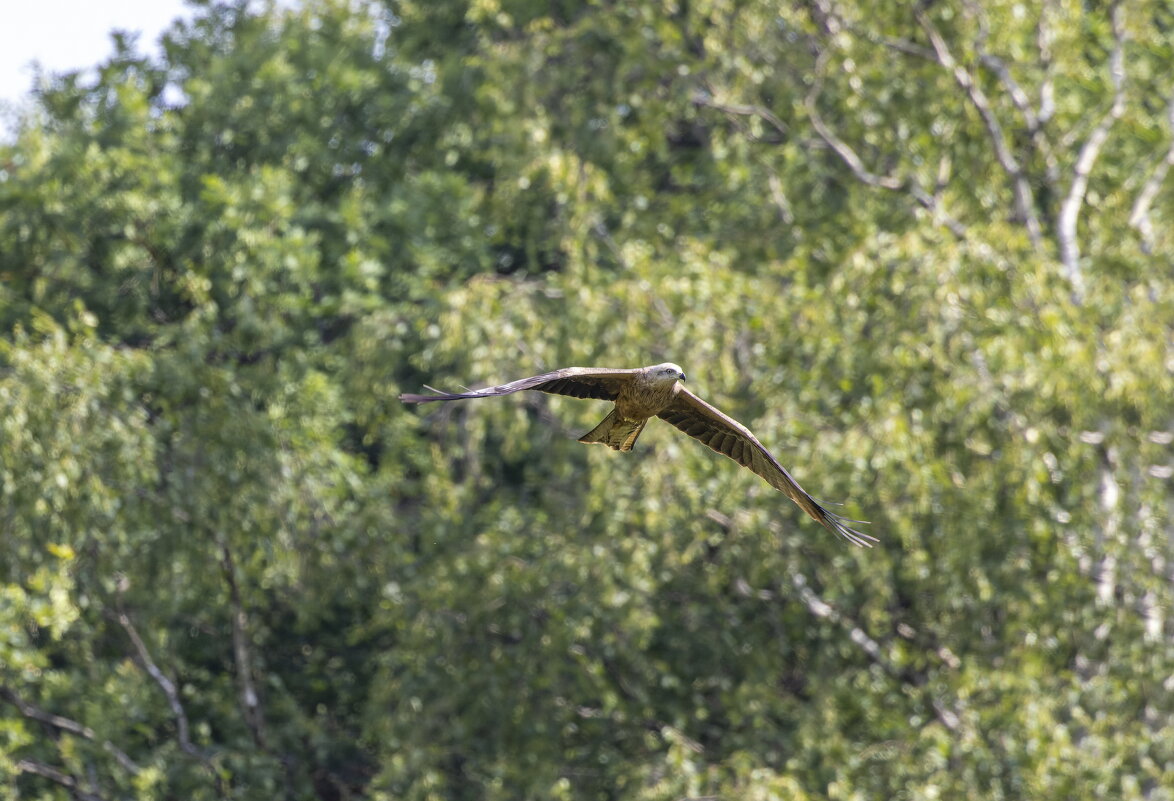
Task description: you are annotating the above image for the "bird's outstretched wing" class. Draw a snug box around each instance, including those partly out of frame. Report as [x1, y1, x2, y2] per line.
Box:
[657, 388, 876, 547]
[399, 367, 641, 404]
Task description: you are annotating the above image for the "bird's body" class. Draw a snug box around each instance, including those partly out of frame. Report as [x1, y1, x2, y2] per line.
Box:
[614, 363, 685, 419]
[401, 362, 875, 547]
[579, 363, 686, 451]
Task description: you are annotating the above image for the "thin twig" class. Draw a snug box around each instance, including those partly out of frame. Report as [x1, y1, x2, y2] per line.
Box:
[843, 24, 936, 61]
[591, 220, 675, 326]
[691, 90, 788, 143]
[807, 101, 901, 190]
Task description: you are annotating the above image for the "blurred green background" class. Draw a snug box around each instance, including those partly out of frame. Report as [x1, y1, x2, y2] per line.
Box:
[2, 1, 1172, 799]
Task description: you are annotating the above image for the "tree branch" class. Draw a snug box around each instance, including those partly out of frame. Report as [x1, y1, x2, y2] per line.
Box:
[219, 539, 270, 750]
[1092, 439, 1123, 605]
[1129, 96, 1174, 253]
[804, 90, 901, 192]
[978, 56, 1034, 124]
[791, 572, 962, 732]
[963, 0, 1050, 151]
[1, 685, 96, 738]
[112, 606, 226, 795]
[803, 63, 968, 238]
[973, 45, 1060, 192]
[114, 610, 201, 759]
[15, 758, 106, 801]
[767, 172, 795, 226]
[690, 89, 788, 144]
[815, 3, 935, 62]
[791, 572, 889, 670]
[0, 685, 140, 775]
[914, 6, 1042, 246]
[1056, 0, 1126, 298]
[846, 26, 936, 61]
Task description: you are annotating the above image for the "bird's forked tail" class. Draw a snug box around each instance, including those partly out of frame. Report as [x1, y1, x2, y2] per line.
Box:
[578, 410, 646, 451]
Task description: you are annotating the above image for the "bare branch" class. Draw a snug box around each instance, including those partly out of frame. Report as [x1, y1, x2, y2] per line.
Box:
[853, 29, 936, 61]
[644, 720, 705, 754]
[1, 685, 96, 738]
[804, 64, 968, 238]
[791, 572, 888, 669]
[906, 184, 969, 239]
[1130, 96, 1174, 253]
[691, 89, 788, 143]
[591, 220, 676, 327]
[791, 572, 962, 732]
[219, 540, 269, 750]
[114, 610, 201, 759]
[15, 759, 106, 801]
[978, 55, 1036, 127]
[1130, 154, 1174, 253]
[113, 607, 226, 795]
[0, 685, 140, 775]
[1056, 1, 1126, 298]
[977, 53, 1060, 190]
[836, 17, 936, 62]
[805, 89, 901, 191]
[767, 172, 795, 226]
[915, 7, 1043, 246]
[218, 538, 304, 799]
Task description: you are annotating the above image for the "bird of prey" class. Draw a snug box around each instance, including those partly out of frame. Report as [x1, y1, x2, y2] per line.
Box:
[400, 363, 875, 547]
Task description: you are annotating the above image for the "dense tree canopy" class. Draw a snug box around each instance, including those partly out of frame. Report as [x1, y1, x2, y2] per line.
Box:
[2, 0, 1172, 799]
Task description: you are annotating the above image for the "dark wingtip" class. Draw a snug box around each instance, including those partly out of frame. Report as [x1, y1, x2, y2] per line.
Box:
[400, 385, 465, 404]
[823, 510, 878, 548]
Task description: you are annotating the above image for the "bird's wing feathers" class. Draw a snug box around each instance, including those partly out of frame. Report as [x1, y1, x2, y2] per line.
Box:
[399, 367, 640, 404]
[658, 388, 876, 547]
[402, 367, 875, 547]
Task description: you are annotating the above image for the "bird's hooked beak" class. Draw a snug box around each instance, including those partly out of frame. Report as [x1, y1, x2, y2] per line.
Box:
[678, 371, 687, 381]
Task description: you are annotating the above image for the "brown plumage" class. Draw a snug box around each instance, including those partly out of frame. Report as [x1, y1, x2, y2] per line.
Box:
[400, 362, 875, 547]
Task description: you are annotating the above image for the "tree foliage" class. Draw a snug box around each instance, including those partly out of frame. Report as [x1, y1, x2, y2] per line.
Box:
[1, 0, 1172, 799]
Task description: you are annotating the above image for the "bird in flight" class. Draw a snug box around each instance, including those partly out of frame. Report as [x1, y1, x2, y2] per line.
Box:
[401, 362, 875, 547]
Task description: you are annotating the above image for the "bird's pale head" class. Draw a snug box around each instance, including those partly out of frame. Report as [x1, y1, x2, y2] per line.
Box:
[647, 362, 686, 383]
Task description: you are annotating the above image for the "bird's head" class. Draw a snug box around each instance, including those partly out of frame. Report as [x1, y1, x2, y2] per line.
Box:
[648, 362, 686, 383]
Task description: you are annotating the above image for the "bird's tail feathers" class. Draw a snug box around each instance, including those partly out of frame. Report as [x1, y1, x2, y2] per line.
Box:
[578, 410, 646, 451]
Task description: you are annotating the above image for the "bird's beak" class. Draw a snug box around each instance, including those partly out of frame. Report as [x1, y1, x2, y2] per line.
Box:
[678, 372, 687, 381]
